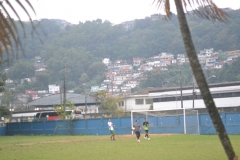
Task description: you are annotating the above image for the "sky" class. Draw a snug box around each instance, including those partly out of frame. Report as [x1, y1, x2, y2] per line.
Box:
[7, 0, 240, 25]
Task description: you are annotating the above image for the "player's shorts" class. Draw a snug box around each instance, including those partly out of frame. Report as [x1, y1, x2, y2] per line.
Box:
[110, 130, 115, 134]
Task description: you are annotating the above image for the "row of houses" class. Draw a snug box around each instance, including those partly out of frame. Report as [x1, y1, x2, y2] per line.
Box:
[24, 84, 60, 100]
[99, 49, 240, 95]
[25, 81, 240, 115]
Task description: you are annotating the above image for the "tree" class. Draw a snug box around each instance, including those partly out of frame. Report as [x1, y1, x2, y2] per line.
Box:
[54, 100, 76, 135]
[153, 0, 236, 159]
[1, 89, 14, 107]
[34, 72, 50, 88]
[92, 90, 122, 114]
[79, 73, 89, 85]
[8, 61, 35, 80]
[0, 106, 10, 117]
[87, 62, 105, 78]
[99, 96, 122, 112]
[0, 64, 7, 92]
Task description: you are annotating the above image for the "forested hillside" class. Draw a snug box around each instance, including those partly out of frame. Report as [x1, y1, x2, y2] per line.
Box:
[5, 9, 240, 93]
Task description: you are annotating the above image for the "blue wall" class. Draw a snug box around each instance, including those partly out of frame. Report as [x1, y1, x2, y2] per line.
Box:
[0, 127, 6, 136]
[5, 112, 240, 136]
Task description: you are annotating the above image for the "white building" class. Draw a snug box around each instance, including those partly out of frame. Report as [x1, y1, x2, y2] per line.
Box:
[48, 84, 60, 94]
[120, 89, 154, 111]
[102, 58, 111, 66]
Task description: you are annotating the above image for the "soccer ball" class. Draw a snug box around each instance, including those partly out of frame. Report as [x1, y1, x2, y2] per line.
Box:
[131, 127, 135, 130]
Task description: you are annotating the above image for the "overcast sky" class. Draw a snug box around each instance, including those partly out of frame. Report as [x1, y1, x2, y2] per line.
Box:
[8, 0, 240, 25]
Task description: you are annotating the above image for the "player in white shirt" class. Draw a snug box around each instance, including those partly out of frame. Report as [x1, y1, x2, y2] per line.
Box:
[108, 119, 116, 141]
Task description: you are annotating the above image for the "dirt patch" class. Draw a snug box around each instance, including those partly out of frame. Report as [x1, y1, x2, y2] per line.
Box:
[16, 143, 35, 146]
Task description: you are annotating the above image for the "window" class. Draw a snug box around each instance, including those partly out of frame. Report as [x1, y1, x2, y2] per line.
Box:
[161, 98, 168, 102]
[145, 99, 153, 104]
[224, 92, 232, 97]
[167, 97, 175, 101]
[219, 93, 225, 98]
[233, 92, 240, 97]
[119, 101, 124, 106]
[212, 93, 219, 98]
[183, 96, 190, 100]
[153, 98, 160, 102]
[189, 94, 197, 100]
[135, 99, 144, 105]
[197, 95, 202, 99]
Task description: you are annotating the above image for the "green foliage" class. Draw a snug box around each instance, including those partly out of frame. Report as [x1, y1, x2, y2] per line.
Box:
[99, 96, 122, 112]
[54, 100, 76, 120]
[1, 89, 15, 107]
[87, 62, 105, 78]
[92, 90, 122, 112]
[139, 64, 193, 89]
[0, 72, 7, 93]
[112, 108, 128, 117]
[79, 73, 89, 84]
[8, 61, 35, 80]
[0, 106, 10, 117]
[33, 72, 50, 89]
[218, 52, 227, 61]
[92, 90, 108, 102]
[149, 104, 153, 110]
[214, 57, 240, 83]
[5, 9, 240, 93]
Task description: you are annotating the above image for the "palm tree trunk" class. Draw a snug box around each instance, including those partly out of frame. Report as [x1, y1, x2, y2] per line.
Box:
[173, 0, 236, 159]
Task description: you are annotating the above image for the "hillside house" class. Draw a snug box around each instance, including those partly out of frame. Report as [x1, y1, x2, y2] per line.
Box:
[172, 59, 177, 64]
[102, 58, 111, 66]
[133, 57, 142, 67]
[125, 81, 139, 88]
[48, 84, 60, 94]
[138, 64, 153, 72]
[213, 63, 223, 69]
[159, 57, 172, 65]
[150, 14, 160, 20]
[121, 86, 132, 93]
[227, 50, 240, 61]
[206, 57, 218, 67]
[114, 75, 127, 81]
[121, 21, 134, 31]
[119, 65, 133, 74]
[200, 48, 214, 56]
[25, 90, 39, 100]
[177, 54, 187, 64]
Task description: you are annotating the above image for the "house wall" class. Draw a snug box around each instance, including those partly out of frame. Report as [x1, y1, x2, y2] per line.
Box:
[123, 97, 152, 111]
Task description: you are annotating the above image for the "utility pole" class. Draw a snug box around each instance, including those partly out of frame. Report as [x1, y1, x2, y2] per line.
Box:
[85, 94, 87, 113]
[192, 76, 197, 108]
[180, 70, 183, 108]
[111, 71, 113, 95]
[63, 66, 66, 105]
[192, 79, 195, 108]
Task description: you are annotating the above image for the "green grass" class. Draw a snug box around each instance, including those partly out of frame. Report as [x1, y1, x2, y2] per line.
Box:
[0, 134, 239, 160]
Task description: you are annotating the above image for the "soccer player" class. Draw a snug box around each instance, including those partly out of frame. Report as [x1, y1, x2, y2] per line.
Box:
[142, 118, 152, 140]
[133, 119, 141, 142]
[108, 119, 116, 141]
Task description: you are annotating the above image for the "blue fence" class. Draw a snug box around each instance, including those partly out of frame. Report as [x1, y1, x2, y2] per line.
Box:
[0, 127, 6, 136]
[3, 112, 240, 136]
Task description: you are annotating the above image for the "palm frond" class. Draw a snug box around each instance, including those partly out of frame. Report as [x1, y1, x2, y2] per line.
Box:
[153, 0, 228, 22]
[0, 0, 38, 56]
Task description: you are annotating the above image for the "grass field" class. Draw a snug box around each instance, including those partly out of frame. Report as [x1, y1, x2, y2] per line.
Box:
[0, 134, 239, 160]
